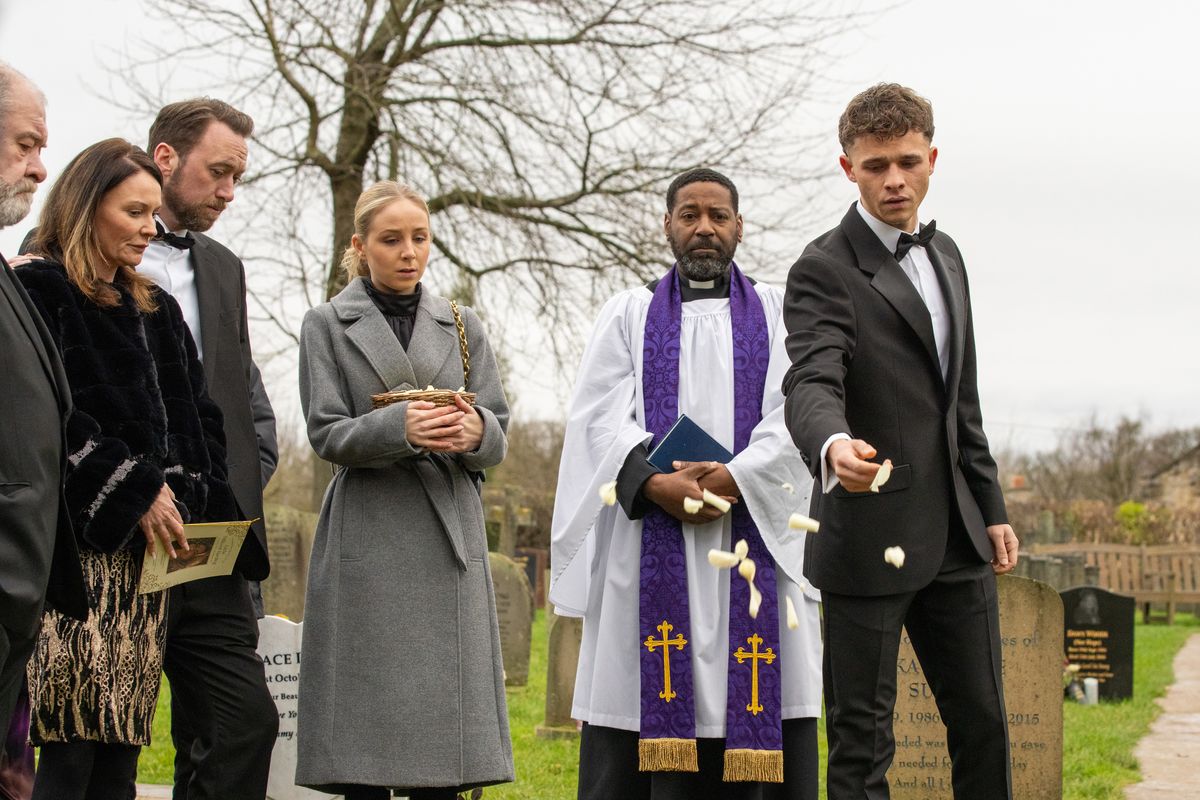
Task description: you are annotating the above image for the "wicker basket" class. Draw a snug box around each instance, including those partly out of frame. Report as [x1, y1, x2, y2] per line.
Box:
[371, 389, 477, 409]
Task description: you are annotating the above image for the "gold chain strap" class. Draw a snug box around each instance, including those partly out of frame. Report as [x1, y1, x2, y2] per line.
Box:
[449, 300, 471, 390]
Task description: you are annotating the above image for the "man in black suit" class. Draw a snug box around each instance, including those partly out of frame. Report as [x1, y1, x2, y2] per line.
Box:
[0, 62, 86, 725]
[143, 99, 279, 800]
[781, 84, 1020, 799]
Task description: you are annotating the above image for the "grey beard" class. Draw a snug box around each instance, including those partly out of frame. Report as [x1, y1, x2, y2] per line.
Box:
[677, 253, 731, 282]
[0, 181, 35, 228]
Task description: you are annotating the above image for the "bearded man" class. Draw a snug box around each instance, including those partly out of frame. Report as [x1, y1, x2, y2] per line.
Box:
[551, 168, 821, 800]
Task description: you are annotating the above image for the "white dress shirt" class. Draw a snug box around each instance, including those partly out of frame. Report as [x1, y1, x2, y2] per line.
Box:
[139, 222, 203, 362]
[819, 202, 950, 492]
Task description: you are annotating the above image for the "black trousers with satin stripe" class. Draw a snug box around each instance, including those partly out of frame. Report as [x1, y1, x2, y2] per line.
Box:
[164, 575, 277, 800]
[822, 561, 1011, 800]
[578, 719, 818, 800]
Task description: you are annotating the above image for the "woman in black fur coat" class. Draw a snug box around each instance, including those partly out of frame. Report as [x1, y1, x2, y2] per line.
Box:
[14, 138, 236, 799]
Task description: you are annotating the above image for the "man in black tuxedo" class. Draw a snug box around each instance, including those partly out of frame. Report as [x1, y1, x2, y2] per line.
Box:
[0, 62, 86, 725]
[144, 99, 279, 800]
[781, 84, 1020, 799]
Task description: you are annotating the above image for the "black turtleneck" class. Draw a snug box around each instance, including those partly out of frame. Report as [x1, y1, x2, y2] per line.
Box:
[363, 278, 421, 350]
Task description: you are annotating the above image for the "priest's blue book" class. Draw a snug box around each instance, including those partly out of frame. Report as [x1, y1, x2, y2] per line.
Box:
[647, 413, 734, 472]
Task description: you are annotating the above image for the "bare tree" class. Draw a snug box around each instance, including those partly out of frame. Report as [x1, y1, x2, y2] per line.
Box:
[124, 0, 853, 349]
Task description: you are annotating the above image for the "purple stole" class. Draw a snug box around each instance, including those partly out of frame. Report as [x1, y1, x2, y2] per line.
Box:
[638, 263, 783, 782]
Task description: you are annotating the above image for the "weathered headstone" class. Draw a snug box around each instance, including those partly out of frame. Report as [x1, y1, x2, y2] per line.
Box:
[489, 552, 534, 686]
[514, 547, 549, 608]
[887, 575, 1064, 799]
[1061, 586, 1135, 700]
[260, 505, 318, 621]
[257, 616, 333, 800]
[536, 609, 584, 739]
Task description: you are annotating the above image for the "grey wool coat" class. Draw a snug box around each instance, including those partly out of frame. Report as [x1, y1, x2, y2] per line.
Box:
[294, 278, 513, 794]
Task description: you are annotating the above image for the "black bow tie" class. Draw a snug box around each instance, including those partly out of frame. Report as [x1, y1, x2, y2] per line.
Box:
[154, 220, 195, 251]
[894, 220, 936, 261]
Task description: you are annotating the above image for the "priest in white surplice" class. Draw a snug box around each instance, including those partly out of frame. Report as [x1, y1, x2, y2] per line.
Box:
[550, 169, 821, 800]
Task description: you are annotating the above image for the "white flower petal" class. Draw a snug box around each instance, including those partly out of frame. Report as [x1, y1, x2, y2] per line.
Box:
[707, 549, 741, 569]
[884, 545, 906, 569]
[738, 557, 756, 581]
[781, 482, 794, 494]
[786, 596, 799, 630]
[749, 583, 762, 619]
[788, 513, 820, 533]
[598, 480, 618, 506]
[734, 539, 749, 560]
[702, 488, 731, 513]
[869, 459, 894, 493]
[683, 496, 704, 515]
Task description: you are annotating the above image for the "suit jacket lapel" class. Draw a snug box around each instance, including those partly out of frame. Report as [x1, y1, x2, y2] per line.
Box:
[334, 279, 419, 391]
[407, 292, 458, 389]
[927, 238, 966, 395]
[0, 256, 67, 413]
[840, 208, 942, 377]
[190, 238, 224, 383]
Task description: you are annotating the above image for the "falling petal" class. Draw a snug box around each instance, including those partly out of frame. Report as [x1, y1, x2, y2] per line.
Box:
[781, 482, 794, 494]
[426, 384, 436, 391]
[683, 496, 704, 515]
[786, 596, 799, 630]
[884, 546, 906, 569]
[707, 549, 740, 569]
[738, 557, 756, 581]
[598, 481, 617, 506]
[457, 386, 466, 392]
[734, 539, 749, 560]
[869, 459, 894, 493]
[749, 583, 762, 619]
[702, 489, 731, 513]
[788, 513, 820, 533]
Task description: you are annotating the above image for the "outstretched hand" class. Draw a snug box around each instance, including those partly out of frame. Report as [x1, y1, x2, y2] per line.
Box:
[644, 461, 737, 525]
[827, 438, 884, 492]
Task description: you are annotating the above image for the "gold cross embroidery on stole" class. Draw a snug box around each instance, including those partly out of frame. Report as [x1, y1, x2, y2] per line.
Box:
[733, 632, 776, 716]
[644, 620, 687, 702]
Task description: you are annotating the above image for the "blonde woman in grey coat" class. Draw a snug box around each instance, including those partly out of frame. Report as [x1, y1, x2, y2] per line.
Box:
[295, 181, 513, 799]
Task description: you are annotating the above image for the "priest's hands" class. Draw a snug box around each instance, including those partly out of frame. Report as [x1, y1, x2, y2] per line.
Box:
[644, 461, 737, 526]
[405, 397, 484, 453]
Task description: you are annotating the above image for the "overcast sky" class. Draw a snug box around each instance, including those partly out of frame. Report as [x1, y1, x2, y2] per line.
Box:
[2, 0, 1196, 453]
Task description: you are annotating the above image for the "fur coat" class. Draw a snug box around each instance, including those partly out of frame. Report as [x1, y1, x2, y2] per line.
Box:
[16, 259, 235, 744]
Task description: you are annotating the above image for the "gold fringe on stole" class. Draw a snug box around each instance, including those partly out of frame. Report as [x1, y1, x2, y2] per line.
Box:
[723, 748, 784, 783]
[638, 738, 699, 772]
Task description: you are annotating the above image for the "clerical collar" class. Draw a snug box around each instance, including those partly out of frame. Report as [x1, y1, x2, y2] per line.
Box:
[363, 277, 422, 316]
[645, 268, 741, 301]
[856, 201, 924, 255]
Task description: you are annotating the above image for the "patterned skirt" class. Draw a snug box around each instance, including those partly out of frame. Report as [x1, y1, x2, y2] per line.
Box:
[26, 549, 168, 745]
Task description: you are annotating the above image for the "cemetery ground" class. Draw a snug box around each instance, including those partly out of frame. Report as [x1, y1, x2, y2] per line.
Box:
[135, 611, 1199, 799]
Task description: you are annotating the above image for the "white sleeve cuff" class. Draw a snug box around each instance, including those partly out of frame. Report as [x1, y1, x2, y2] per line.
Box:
[820, 432, 852, 493]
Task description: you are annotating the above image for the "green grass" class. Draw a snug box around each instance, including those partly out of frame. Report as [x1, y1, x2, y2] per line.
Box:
[138, 612, 1197, 799]
[1063, 613, 1199, 800]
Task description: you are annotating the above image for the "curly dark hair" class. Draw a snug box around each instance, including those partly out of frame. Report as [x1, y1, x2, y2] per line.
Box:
[838, 83, 935, 153]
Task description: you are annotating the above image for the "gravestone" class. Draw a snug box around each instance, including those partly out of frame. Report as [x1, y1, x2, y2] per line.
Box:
[887, 575, 1064, 798]
[1061, 586, 1135, 700]
[514, 547, 549, 608]
[536, 609, 584, 739]
[260, 505, 318, 621]
[256, 616, 333, 800]
[489, 552, 534, 686]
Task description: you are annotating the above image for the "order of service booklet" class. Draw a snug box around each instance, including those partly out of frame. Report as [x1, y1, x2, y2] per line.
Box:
[138, 519, 257, 594]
